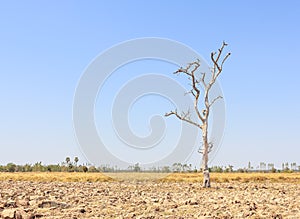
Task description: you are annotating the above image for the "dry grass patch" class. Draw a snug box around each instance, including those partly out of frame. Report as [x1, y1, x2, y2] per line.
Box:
[0, 172, 113, 182]
[0, 172, 299, 183]
[160, 172, 300, 183]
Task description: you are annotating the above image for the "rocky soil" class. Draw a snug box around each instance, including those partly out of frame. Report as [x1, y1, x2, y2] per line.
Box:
[0, 180, 299, 218]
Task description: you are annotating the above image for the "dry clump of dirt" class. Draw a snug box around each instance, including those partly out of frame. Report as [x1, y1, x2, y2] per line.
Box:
[0, 180, 299, 218]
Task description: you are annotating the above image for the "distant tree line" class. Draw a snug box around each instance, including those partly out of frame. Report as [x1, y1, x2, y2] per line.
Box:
[245, 161, 299, 173]
[0, 158, 299, 173]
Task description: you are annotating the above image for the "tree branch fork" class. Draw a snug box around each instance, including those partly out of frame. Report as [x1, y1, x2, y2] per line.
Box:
[165, 41, 230, 130]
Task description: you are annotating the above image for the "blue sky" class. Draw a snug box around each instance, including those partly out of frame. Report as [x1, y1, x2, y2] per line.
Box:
[0, 1, 299, 169]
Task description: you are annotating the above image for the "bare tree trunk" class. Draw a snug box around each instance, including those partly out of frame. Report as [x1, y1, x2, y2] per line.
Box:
[203, 169, 210, 188]
[202, 122, 210, 188]
[165, 42, 230, 189]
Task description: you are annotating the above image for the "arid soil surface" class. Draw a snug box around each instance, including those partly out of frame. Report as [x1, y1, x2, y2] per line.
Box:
[0, 180, 299, 219]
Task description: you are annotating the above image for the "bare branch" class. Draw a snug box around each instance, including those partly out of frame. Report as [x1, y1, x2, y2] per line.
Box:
[221, 52, 231, 70]
[208, 142, 213, 153]
[210, 41, 231, 81]
[191, 90, 196, 97]
[173, 59, 205, 123]
[200, 72, 207, 88]
[204, 90, 210, 113]
[198, 142, 213, 154]
[165, 110, 202, 129]
[184, 89, 196, 98]
[195, 94, 205, 122]
[211, 52, 221, 73]
[198, 148, 203, 154]
[209, 96, 223, 107]
[215, 41, 227, 63]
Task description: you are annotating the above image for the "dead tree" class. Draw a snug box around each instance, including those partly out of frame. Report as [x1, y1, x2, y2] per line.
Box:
[165, 42, 230, 187]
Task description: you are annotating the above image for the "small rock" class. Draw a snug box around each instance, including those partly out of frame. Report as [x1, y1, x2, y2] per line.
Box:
[188, 198, 198, 205]
[28, 200, 37, 206]
[15, 210, 26, 219]
[4, 200, 16, 208]
[17, 199, 29, 207]
[38, 201, 69, 209]
[27, 213, 43, 219]
[78, 208, 86, 213]
[272, 214, 283, 219]
[1, 209, 15, 219]
[249, 202, 257, 211]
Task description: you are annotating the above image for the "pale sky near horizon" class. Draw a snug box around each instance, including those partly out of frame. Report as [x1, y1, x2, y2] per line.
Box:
[0, 1, 299, 170]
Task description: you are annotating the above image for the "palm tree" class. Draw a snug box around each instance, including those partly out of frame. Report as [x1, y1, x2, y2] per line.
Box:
[65, 157, 70, 165]
[74, 157, 79, 166]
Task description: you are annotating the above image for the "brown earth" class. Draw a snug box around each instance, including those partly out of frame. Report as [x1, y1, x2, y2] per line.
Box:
[0, 180, 299, 219]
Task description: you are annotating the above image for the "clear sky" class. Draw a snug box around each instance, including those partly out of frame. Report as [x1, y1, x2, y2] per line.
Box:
[0, 1, 299, 169]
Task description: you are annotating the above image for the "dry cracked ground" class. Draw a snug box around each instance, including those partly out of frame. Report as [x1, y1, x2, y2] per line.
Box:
[0, 180, 299, 219]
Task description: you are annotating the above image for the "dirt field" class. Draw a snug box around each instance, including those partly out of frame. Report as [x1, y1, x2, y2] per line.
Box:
[0, 173, 299, 218]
